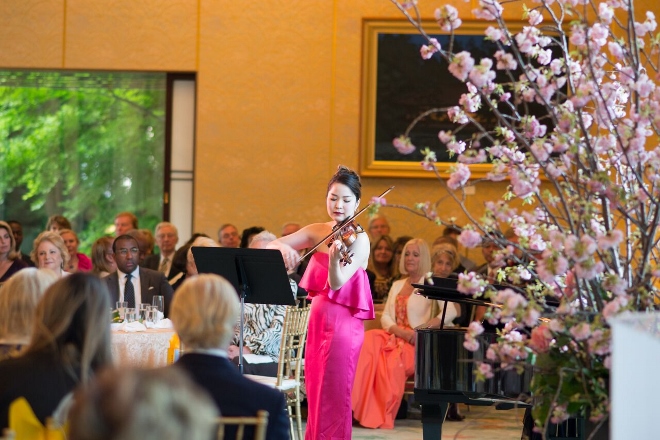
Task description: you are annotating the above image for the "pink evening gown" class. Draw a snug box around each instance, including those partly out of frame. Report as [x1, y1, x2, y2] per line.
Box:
[299, 252, 374, 439]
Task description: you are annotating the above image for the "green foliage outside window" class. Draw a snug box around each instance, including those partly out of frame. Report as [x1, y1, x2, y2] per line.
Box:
[0, 71, 166, 254]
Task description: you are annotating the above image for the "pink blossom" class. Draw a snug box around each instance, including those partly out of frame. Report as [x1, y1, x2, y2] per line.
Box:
[447, 106, 469, 124]
[608, 41, 624, 59]
[523, 308, 540, 327]
[551, 404, 569, 424]
[447, 163, 471, 189]
[457, 272, 486, 295]
[529, 324, 553, 353]
[370, 196, 387, 206]
[536, 48, 552, 65]
[478, 362, 495, 379]
[588, 23, 609, 47]
[600, 273, 626, 296]
[494, 50, 517, 70]
[468, 58, 496, 88]
[458, 149, 488, 164]
[393, 135, 416, 155]
[434, 5, 462, 31]
[528, 10, 543, 26]
[420, 38, 441, 60]
[603, 295, 629, 320]
[459, 91, 481, 112]
[458, 229, 482, 248]
[447, 140, 466, 155]
[536, 252, 569, 282]
[574, 259, 605, 280]
[550, 58, 564, 75]
[500, 92, 511, 102]
[463, 337, 479, 351]
[473, 0, 503, 21]
[485, 26, 503, 42]
[438, 130, 453, 143]
[448, 51, 475, 82]
[468, 321, 485, 336]
[596, 229, 624, 250]
[599, 3, 614, 24]
[569, 322, 592, 342]
[587, 329, 611, 356]
[515, 26, 541, 54]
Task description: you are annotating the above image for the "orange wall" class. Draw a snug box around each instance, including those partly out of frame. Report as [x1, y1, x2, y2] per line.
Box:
[2, 0, 657, 263]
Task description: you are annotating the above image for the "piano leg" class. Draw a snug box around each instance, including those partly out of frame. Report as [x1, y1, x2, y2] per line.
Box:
[421, 402, 448, 440]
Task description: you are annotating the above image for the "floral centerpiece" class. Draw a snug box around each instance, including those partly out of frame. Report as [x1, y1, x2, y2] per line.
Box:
[380, 0, 660, 437]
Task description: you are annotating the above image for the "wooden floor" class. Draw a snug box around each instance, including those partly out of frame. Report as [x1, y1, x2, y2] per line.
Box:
[302, 404, 526, 440]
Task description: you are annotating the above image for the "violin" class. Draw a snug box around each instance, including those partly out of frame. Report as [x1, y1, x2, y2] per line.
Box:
[325, 220, 363, 266]
[298, 186, 395, 266]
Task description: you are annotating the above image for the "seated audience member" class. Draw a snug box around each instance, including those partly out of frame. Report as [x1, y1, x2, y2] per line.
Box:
[31, 231, 70, 278]
[0, 268, 59, 360]
[104, 234, 173, 317]
[352, 238, 455, 429]
[68, 368, 218, 440]
[227, 231, 289, 376]
[435, 227, 477, 272]
[368, 214, 391, 239]
[141, 222, 181, 281]
[7, 220, 35, 267]
[0, 273, 113, 429]
[169, 274, 290, 440]
[168, 235, 217, 291]
[366, 235, 396, 303]
[46, 214, 72, 232]
[391, 235, 413, 280]
[59, 229, 92, 273]
[217, 223, 240, 248]
[90, 237, 116, 277]
[0, 221, 28, 284]
[125, 229, 149, 264]
[139, 228, 155, 257]
[281, 222, 300, 237]
[240, 226, 265, 248]
[113, 212, 138, 237]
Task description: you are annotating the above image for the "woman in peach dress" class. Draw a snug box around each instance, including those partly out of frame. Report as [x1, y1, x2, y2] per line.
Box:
[352, 238, 458, 429]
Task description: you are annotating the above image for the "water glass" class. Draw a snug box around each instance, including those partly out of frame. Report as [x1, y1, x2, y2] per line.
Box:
[148, 306, 160, 324]
[152, 295, 165, 314]
[139, 303, 151, 321]
[116, 301, 128, 320]
[145, 309, 158, 326]
[125, 308, 138, 323]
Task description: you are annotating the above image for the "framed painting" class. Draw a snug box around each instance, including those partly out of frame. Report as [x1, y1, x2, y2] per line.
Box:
[359, 19, 530, 179]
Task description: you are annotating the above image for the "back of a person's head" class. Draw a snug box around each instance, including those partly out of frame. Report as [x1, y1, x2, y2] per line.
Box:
[0, 268, 59, 342]
[248, 230, 277, 249]
[28, 272, 112, 382]
[68, 367, 218, 440]
[170, 274, 240, 350]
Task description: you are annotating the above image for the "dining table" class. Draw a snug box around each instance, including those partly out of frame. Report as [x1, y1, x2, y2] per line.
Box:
[110, 325, 176, 368]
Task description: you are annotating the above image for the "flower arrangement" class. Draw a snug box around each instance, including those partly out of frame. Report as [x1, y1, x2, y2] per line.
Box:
[380, 0, 660, 436]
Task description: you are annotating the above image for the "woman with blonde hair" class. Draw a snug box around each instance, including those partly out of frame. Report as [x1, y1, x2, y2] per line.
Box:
[0, 220, 27, 284]
[0, 273, 113, 429]
[352, 238, 458, 429]
[0, 268, 59, 360]
[31, 231, 70, 277]
[91, 236, 116, 277]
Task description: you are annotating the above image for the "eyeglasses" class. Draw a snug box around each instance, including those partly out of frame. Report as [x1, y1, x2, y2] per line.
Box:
[116, 247, 139, 256]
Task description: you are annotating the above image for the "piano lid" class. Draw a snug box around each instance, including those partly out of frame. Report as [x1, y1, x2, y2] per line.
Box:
[412, 275, 512, 307]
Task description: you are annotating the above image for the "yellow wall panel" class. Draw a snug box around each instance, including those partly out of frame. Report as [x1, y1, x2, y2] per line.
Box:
[64, 0, 198, 70]
[0, 0, 64, 68]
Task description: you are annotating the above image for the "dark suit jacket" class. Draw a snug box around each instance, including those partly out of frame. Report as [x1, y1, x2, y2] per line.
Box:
[173, 353, 290, 440]
[104, 267, 174, 317]
[141, 253, 183, 282]
[0, 350, 78, 430]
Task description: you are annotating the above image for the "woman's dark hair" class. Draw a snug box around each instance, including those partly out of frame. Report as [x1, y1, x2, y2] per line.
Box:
[327, 165, 362, 200]
[240, 226, 265, 248]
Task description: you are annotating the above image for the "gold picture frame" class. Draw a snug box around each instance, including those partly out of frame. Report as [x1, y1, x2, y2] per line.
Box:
[359, 19, 529, 179]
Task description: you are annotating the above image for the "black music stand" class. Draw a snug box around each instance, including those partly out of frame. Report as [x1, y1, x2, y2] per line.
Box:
[192, 247, 296, 374]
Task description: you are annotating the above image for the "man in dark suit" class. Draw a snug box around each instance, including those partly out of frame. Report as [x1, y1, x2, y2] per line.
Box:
[7, 220, 35, 267]
[141, 222, 182, 282]
[169, 274, 290, 440]
[104, 234, 174, 317]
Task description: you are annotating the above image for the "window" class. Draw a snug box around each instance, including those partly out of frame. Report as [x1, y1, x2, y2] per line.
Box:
[0, 71, 167, 252]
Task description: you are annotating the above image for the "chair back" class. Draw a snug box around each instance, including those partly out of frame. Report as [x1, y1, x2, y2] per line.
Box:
[216, 410, 269, 440]
[275, 306, 311, 388]
[8, 397, 66, 440]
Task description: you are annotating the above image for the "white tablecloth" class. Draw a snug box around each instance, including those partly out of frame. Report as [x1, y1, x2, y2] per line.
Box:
[111, 328, 176, 368]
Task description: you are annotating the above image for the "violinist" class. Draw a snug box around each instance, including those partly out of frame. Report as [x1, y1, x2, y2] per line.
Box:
[267, 165, 374, 440]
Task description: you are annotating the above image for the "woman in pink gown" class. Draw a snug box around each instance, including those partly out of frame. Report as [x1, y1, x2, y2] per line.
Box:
[268, 166, 374, 439]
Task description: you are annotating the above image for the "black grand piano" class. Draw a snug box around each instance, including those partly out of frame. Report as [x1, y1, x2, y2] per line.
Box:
[412, 276, 532, 440]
